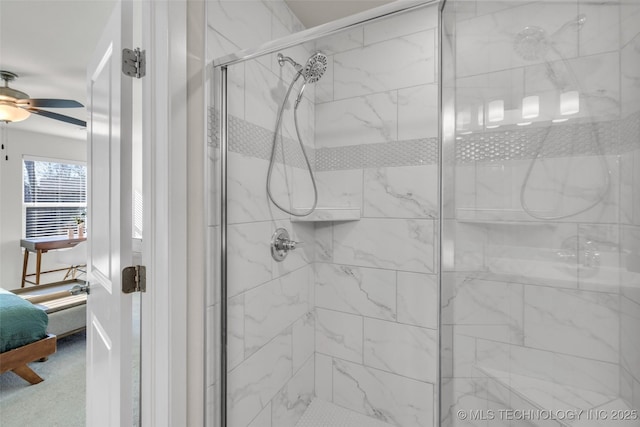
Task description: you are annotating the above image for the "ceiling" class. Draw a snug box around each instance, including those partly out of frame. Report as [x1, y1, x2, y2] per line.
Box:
[0, 0, 390, 140]
[285, 0, 395, 28]
[0, 1, 115, 140]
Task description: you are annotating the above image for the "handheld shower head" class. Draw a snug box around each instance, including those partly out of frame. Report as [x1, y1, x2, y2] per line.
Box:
[302, 52, 328, 83]
[514, 15, 588, 62]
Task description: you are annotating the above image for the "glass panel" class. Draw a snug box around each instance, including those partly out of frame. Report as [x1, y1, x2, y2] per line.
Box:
[441, 0, 640, 425]
[209, 3, 441, 426]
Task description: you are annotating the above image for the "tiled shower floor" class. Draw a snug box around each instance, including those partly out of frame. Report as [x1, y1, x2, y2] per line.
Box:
[295, 398, 396, 427]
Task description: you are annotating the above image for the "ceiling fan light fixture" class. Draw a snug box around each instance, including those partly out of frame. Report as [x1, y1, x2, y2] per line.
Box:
[0, 101, 30, 122]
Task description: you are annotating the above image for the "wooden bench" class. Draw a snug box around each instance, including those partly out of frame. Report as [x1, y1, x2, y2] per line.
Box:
[12, 280, 87, 338]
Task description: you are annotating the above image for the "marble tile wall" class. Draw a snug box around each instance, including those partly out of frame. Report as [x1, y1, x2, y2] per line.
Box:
[619, 13, 640, 410]
[443, 0, 640, 424]
[206, 2, 316, 427]
[311, 5, 440, 427]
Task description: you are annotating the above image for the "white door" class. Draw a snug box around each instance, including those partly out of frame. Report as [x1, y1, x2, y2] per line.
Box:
[86, 1, 134, 425]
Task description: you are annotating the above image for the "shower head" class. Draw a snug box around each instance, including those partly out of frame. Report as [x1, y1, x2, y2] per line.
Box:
[513, 15, 587, 61]
[278, 52, 327, 83]
[302, 52, 327, 83]
[513, 26, 549, 61]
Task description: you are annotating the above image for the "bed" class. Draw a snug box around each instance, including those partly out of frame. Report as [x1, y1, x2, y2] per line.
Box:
[0, 287, 57, 384]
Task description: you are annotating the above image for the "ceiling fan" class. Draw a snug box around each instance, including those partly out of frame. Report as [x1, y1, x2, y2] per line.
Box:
[0, 70, 86, 127]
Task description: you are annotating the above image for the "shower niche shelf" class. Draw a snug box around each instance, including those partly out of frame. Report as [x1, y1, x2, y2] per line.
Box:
[290, 207, 361, 222]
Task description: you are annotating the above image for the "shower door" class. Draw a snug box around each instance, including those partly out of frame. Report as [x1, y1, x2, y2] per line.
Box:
[440, 0, 640, 425]
[208, 2, 442, 426]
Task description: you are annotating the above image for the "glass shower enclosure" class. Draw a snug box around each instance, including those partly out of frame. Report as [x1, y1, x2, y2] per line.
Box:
[441, 0, 640, 426]
[207, 0, 640, 426]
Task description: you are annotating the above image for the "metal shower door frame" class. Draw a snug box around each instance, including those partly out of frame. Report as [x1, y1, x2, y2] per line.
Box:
[213, 1, 443, 425]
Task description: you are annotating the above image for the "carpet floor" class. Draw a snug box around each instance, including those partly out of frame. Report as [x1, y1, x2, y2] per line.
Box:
[0, 331, 86, 427]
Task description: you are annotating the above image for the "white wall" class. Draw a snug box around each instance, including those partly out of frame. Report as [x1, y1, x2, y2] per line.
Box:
[0, 128, 86, 289]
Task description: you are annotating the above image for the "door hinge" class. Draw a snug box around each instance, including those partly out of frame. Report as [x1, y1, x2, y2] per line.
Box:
[122, 48, 146, 79]
[122, 265, 146, 294]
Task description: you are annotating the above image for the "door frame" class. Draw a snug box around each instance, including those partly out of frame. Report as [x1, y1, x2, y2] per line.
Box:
[139, 0, 205, 425]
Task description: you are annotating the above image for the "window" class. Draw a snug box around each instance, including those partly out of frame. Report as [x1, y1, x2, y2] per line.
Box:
[22, 158, 87, 238]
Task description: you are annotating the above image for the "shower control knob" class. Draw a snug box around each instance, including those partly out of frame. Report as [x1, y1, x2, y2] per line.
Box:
[271, 228, 302, 262]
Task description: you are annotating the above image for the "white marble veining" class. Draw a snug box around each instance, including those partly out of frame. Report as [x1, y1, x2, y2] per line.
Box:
[398, 84, 439, 140]
[228, 330, 292, 427]
[397, 271, 438, 329]
[315, 263, 396, 321]
[295, 398, 396, 427]
[363, 165, 438, 219]
[333, 359, 434, 427]
[315, 308, 363, 363]
[455, 1, 578, 77]
[272, 356, 314, 427]
[227, 153, 288, 224]
[565, 53, 621, 121]
[450, 330, 477, 379]
[635, 150, 640, 227]
[333, 30, 436, 100]
[364, 318, 438, 383]
[481, 367, 618, 416]
[262, 0, 305, 36]
[634, 378, 640, 414]
[314, 353, 333, 402]
[248, 403, 271, 427]
[440, 324, 453, 379]
[207, 25, 240, 62]
[577, 224, 620, 292]
[621, 152, 635, 226]
[621, 226, 640, 306]
[621, 35, 640, 118]
[227, 221, 273, 297]
[244, 267, 309, 357]
[363, 5, 438, 46]
[621, 365, 635, 411]
[315, 91, 398, 148]
[476, 340, 620, 396]
[480, 221, 580, 289]
[313, 223, 333, 262]
[332, 218, 435, 273]
[228, 294, 245, 371]
[244, 60, 283, 131]
[441, 276, 524, 344]
[225, 64, 246, 121]
[621, 297, 640, 382]
[292, 312, 314, 373]
[314, 170, 363, 209]
[524, 286, 619, 363]
[314, 27, 364, 56]
[578, 3, 620, 57]
[621, 2, 640, 47]
[207, 1, 272, 62]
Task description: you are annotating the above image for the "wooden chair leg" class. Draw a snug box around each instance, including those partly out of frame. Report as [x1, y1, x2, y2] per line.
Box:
[12, 365, 44, 384]
[21, 250, 30, 288]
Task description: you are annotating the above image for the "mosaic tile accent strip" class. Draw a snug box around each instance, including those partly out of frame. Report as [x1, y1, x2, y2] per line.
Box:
[315, 138, 439, 171]
[209, 109, 314, 169]
[455, 113, 639, 164]
[295, 398, 396, 427]
[209, 108, 640, 169]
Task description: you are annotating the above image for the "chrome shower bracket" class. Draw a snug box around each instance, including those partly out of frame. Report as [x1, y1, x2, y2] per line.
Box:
[271, 228, 302, 262]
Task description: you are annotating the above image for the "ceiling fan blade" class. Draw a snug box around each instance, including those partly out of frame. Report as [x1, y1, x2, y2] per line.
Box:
[27, 108, 86, 127]
[18, 98, 84, 108]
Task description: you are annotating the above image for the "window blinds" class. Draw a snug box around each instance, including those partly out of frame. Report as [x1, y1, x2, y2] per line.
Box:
[23, 159, 87, 238]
